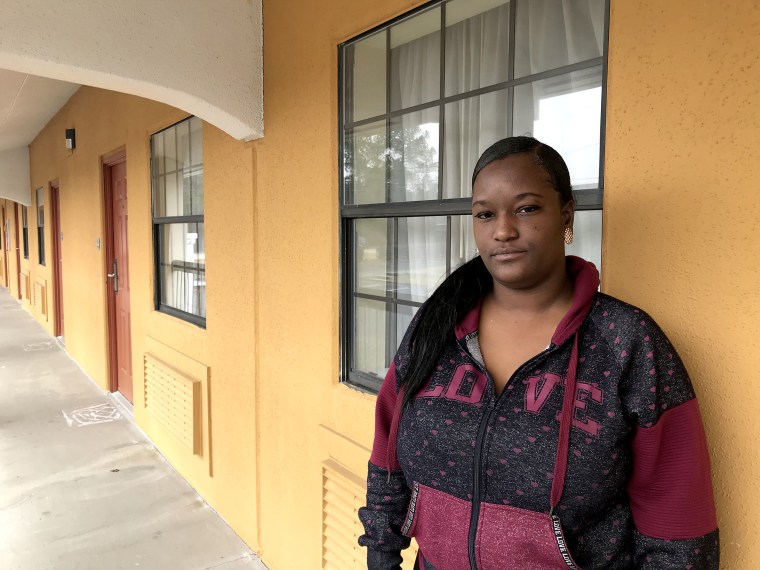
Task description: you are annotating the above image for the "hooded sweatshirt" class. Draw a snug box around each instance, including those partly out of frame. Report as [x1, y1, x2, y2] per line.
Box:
[358, 257, 719, 569]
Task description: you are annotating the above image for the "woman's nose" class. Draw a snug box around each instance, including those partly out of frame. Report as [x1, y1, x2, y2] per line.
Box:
[493, 214, 518, 241]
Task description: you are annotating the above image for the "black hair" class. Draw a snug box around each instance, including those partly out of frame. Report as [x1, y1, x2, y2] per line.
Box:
[472, 136, 574, 206]
[398, 136, 573, 411]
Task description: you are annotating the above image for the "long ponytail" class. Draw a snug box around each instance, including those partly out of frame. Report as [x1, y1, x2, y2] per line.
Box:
[399, 256, 492, 412]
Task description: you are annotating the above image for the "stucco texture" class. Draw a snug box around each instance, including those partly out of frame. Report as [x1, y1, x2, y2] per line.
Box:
[604, 1, 760, 567]
[8, 0, 760, 568]
[26, 87, 259, 551]
[0, 0, 262, 140]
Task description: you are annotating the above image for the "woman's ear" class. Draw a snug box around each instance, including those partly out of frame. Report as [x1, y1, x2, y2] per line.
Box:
[561, 200, 575, 230]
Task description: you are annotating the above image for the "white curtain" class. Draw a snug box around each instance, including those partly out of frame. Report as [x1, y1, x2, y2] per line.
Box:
[355, 0, 605, 375]
[392, 0, 604, 302]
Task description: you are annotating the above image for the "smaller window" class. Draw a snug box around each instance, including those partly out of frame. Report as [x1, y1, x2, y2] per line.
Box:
[36, 188, 45, 266]
[150, 117, 205, 326]
[21, 206, 29, 259]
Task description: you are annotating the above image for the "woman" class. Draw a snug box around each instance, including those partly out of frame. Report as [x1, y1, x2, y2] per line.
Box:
[358, 137, 719, 569]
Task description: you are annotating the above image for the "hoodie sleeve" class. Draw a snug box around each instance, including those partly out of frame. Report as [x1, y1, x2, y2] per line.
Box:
[620, 316, 719, 569]
[358, 362, 412, 570]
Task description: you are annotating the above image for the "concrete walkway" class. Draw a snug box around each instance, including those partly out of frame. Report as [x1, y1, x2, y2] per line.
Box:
[0, 288, 266, 570]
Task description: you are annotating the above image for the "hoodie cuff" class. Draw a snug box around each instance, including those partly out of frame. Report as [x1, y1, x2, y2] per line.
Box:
[367, 547, 403, 570]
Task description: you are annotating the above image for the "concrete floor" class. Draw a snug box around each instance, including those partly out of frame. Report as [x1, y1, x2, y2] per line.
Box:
[0, 289, 266, 570]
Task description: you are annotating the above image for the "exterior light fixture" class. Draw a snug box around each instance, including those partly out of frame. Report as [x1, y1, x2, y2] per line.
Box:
[65, 128, 76, 150]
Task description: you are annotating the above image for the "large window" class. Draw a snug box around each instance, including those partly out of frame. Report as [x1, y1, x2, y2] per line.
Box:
[21, 206, 29, 259]
[36, 188, 45, 266]
[340, 0, 608, 391]
[150, 116, 205, 327]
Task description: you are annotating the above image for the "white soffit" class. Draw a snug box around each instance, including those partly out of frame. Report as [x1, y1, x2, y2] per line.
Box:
[0, 70, 80, 152]
[0, 147, 32, 205]
[0, 0, 263, 142]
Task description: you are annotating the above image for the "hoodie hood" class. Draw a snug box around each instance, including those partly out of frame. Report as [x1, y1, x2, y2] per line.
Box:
[453, 256, 600, 345]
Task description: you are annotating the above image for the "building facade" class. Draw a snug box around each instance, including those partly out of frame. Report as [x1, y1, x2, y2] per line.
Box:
[1, 0, 758, 568]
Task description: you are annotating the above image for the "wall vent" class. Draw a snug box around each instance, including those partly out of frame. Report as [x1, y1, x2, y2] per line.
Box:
[20, 272, 30, 301]
[322, 459, 367, 570]
[144, 352, 202, 455]
[33, 279, 47, 319]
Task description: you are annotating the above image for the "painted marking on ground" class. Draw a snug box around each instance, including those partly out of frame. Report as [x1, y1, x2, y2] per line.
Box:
[62, 403, 122, 427]
[22, 342, 56, 352]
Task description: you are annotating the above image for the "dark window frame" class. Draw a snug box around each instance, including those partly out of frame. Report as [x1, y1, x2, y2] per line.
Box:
[339, 0, 611, 393]
[36, 187, 45, 266]
[150, 116, 206, 329]
[22, 206, 29, 259]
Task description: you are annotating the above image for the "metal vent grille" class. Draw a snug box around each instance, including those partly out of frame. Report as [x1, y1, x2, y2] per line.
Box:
[33, 280, 47, 318]
[20, 272, 30, 301]
[144, 352, 202, 454]
[322, 459, 366, 570]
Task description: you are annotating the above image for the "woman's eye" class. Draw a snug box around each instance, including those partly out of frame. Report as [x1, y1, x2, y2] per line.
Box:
[517, 205, 539, 214]
[474, 212, 493, 220]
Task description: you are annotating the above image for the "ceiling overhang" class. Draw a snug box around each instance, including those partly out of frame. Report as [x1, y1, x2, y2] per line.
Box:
[0, 0, 263, 142]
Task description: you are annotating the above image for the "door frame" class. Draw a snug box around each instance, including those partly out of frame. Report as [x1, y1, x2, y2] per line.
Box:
[50, 180, 64, 337]
[1, 205, 8, 288]
[13, 203, 21, 299]
[103, 147, 127, 393]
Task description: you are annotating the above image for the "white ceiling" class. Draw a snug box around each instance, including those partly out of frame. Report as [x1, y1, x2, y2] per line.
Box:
[0, 68, 80, 152]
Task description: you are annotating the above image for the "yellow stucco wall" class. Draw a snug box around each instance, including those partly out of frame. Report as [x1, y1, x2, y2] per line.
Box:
[24, 87, 259, 551]
[6, 0, 760, 568]
[252, 1, 431, 567]
[604, 1, 760, 567]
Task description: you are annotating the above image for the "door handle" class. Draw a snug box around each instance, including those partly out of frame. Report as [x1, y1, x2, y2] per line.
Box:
[107, 259, 118, 294]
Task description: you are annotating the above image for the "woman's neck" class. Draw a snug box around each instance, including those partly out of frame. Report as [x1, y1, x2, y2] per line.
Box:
[487, 270, 574, 317]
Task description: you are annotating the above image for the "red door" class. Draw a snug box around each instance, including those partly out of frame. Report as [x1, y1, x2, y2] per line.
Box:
[110, 161, 133, 402]
[50, 184, 64, 337]
[1, 206, 8, 288]
[14, 204, 21, 299]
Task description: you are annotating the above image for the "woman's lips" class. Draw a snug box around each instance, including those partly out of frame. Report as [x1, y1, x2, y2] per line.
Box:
[491, 249, 525, 261]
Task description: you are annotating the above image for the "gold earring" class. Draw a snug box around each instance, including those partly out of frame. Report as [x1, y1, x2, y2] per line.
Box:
[564, 227, 573, 245]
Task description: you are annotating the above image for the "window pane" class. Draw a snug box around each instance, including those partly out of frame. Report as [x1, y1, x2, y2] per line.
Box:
[443, 89, 509, 199]
[346, 121, 387, 205]
[450, 214, 478, 270]
[445, 0, 510, 96]
[153, 176, 166, 217]
[396, 216, 447, 302]
[396, 304, 418, 350]
[165, 171, 180, 216]
[190, 117, 203, 166]
[355, 218, 390, 297]
[389, 108, 439, 202]
[514, 0, 605, 78]
[513, 66, 602, 187]
[567, 209, 602, 274]
[176, 119, 191, 172]
[154, 131, 165, 175]
[190, 168, 204, 216]
[159, 223, 206, 318]
[346, 31, 387, 123]
[354, 297, 389, 377]
[390, 7, 441, 111]
[164, 127, 178, 173]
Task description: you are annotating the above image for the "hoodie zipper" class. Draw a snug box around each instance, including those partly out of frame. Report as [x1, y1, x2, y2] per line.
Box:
[465, 344, 555, 570]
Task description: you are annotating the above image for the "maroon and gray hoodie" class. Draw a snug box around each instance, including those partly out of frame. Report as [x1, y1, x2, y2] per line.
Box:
[359, 257, 719, 569]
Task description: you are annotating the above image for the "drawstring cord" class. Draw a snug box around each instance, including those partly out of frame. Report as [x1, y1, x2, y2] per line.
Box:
[550, 332, 580, 512]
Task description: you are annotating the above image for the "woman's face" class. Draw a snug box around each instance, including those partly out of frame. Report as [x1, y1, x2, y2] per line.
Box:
[472, 153, 573, 292]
